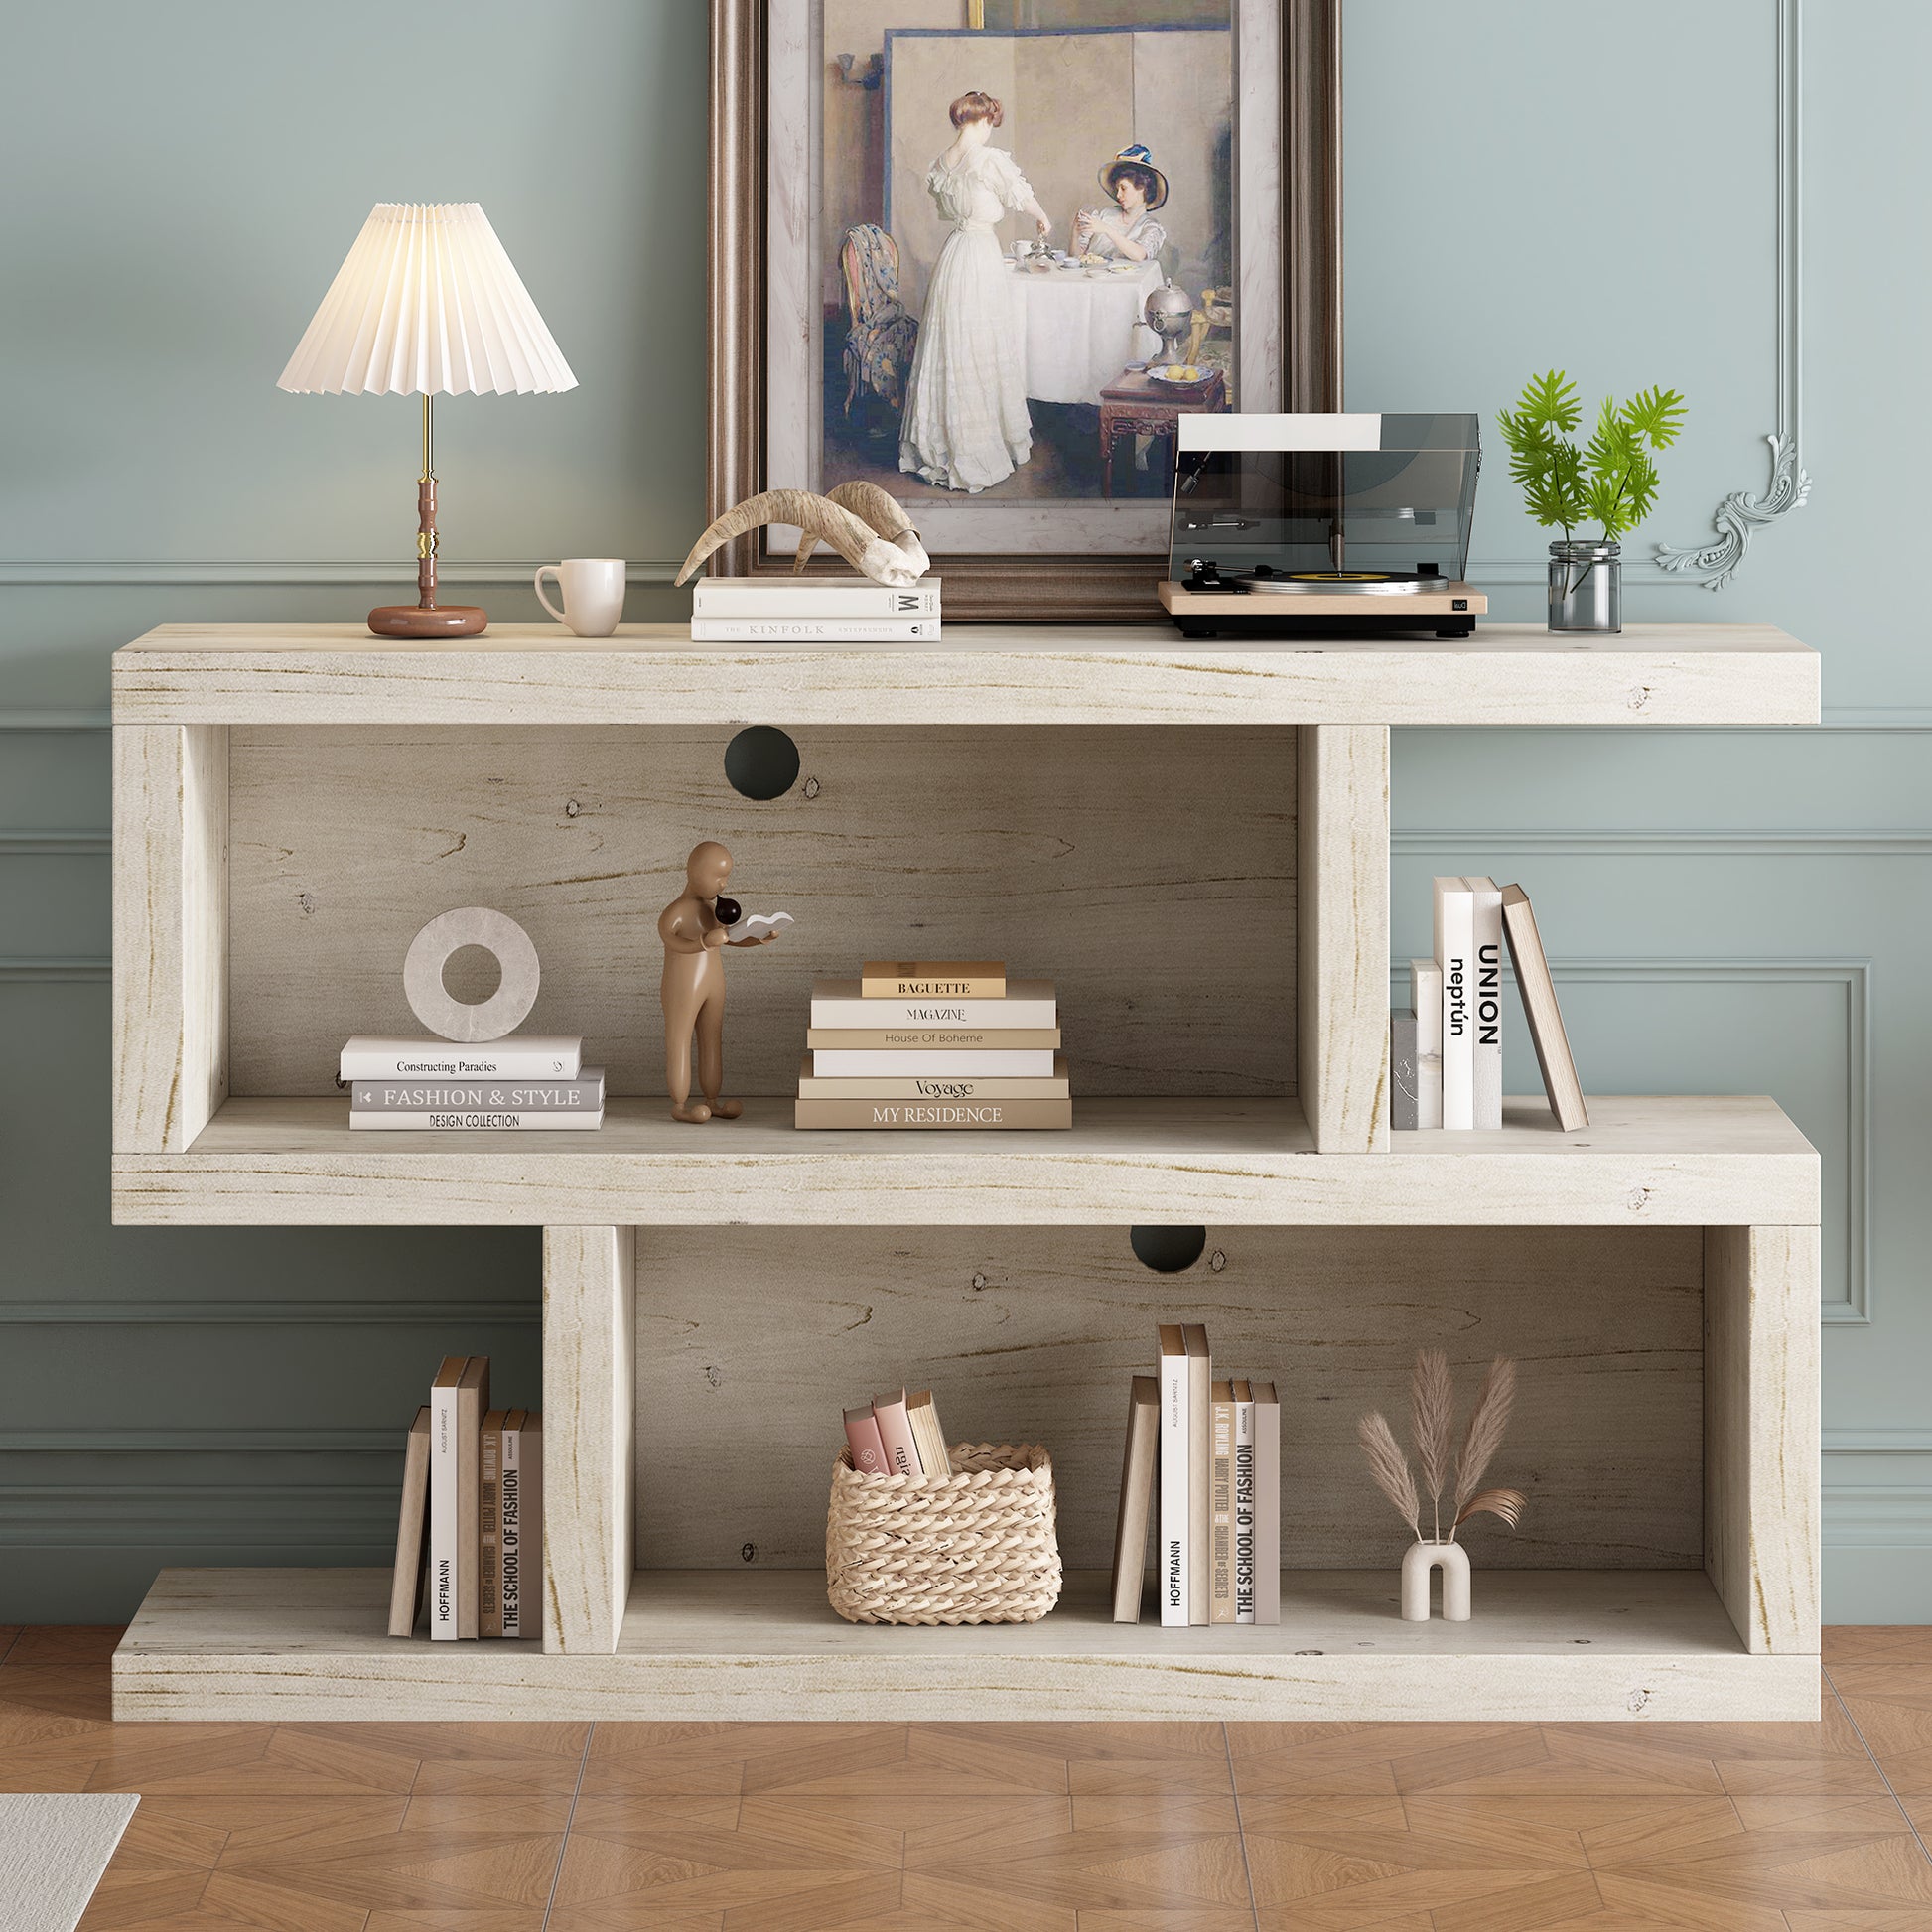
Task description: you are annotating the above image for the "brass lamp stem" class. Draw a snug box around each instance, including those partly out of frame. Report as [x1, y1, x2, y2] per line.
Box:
[416, 392, 439, 610]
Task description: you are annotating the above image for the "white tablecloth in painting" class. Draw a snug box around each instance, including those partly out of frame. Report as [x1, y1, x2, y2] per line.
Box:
[1006, 260, 1165, 405]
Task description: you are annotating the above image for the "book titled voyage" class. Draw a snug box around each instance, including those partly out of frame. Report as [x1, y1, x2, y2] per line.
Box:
[1501, 883, 1588, 1130]
[811, 980, 1056, 1031]
[797, 1054, 1070, 1100]
[1209, 1381, 1236, 1624]
[692, 578, 941, 618]
[795, 1098, 1070, 1129]
[871, 1389, 922, 1476]
[429, 1355, 489, 1642]
[689, 617, 941, 641]
[350, 1074, 604, 1113]
[1232, 1381, 1257, 1625]
[1433, 878, 1476, 1130]
[1253, 1381, 1281, 1624]
[387, 1406, 431, 1638]
[341, 1035, 581, 1080]
[500, 1411, 539, 1640]
[843, 1405, 891, 1475]
[1157, 1326, 1190, 1628]
[1110, 1376, 1159, 1623]
[862, 959, 1006, 999]
[1466, 876, 1505, 1129]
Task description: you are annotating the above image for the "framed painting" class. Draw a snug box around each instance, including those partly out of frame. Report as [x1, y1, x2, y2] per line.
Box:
[707, 0, 1340, 621]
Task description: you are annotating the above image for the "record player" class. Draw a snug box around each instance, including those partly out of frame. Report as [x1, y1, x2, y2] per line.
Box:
[1159, 413, 1486, 637]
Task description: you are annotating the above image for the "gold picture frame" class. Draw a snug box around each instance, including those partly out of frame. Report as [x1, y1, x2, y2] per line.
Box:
[705, 0, 1341, 622]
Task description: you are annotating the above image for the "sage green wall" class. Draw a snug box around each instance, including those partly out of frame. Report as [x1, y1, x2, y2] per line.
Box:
[2, 0, 1923, 1619]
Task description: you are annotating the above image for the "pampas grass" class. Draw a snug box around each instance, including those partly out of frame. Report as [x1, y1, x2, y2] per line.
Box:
[1358, 1351, 1523, 1545]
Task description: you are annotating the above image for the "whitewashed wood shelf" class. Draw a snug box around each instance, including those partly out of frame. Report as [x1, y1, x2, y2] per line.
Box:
[111, 1092, 1819, 1228]
[107, 618, 1823, 1724]
[115, 1566, 1817, 1725]
[112, 621, 1820, 727]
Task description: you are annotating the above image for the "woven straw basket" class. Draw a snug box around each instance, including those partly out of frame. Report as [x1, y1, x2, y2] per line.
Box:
[826, 1443, 1062, 1625]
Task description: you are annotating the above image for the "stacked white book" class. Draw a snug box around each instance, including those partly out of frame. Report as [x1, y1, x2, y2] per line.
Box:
[342, 1035, 603, 1131]
[795, 959, 1071, 1129]
[690, 577, 940, 642]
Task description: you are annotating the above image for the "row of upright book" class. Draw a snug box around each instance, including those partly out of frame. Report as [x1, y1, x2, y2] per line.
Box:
[389, 1356, 543, 1639]
[691, 577, 941, 642]
[345, 1035, 603, 1131]
[796, 959, 1072, 1130]
[1392, 877, 1586, 1132]
[1111, 1324, 1281, 1626]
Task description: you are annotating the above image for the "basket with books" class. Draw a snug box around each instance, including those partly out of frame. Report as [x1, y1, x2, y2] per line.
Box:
[826, 1432, 1062, 1627]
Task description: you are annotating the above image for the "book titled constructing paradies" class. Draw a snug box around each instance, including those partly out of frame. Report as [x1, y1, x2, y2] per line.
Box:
[689, 617, 941, 641]
[341, 1035, 582, 1080]
[862, 959, 1005, 999]
[809, 1046, 1058, 1078]
[811, 980, 1055, 1031]
[794, 1097, 1071, 1129]
[1110, 1376, 1159, 1623]
[387, 1406, 431, 1638]
[692, 578, 941, 618]
[797, 1054, 1069, 1100]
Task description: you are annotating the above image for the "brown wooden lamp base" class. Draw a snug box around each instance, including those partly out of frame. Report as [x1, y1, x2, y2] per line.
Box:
[367, 603, 488, 639]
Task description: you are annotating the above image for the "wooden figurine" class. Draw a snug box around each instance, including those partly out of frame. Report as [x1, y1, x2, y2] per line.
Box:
[657, 841, 779, 1123]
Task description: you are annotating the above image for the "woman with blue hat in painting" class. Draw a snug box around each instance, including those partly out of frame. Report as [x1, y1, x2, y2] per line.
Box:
[1075, 144, 1171, 267]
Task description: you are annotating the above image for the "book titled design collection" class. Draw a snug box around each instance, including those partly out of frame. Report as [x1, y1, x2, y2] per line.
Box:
[1392, 878, 1586, 1133]
[690, 575, 942, 642]
[795, 959, 1073, 1129]
[390, 1355, 542, 1640]
[1111, 1325, 1280, 1626]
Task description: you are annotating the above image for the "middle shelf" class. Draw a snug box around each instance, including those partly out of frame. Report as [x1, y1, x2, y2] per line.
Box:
[112, 1092, 1819, 1225]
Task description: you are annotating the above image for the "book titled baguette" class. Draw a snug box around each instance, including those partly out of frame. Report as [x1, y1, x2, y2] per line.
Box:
[350, 1108, 605, 1131]
[1209, 1381, 1235, 1625]
[1433, 878, 1476, 1131]
[1253, 1381, 1281, 1624]
[871, 1390, 922, 1476]
[808, 1028, 1060, 1052]
[689, 617, 941, 641]
[1232, 1381, 1257, 1625]
[387, 1406, 431, 1639]
[811, 980, 1055, 1030]
[862, 959, 1005, 998]
[1501, 883, 1588, 1130]
[693, 578, 941, 617]
[1110, 1376, 1159, 1624]
[350, 1074, 604, 1112]
[797, 1054, 1069, 1100]
[1466, 876, 1505, 1130]
[501, 1411, 539, 1639]
[342, 1035, 581, 1080]
[794, 1098, 1071, 1129]
[1157, 1326, 1189, 1628]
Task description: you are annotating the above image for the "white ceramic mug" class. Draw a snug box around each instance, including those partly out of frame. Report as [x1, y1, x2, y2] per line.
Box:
[534, 558, 626, 637]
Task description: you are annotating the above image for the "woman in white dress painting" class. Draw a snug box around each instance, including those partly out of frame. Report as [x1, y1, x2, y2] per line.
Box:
[898, 91, 1051, 494]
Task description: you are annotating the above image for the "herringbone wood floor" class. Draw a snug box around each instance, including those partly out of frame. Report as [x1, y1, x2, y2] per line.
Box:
[5, 1625, 1931, 1929]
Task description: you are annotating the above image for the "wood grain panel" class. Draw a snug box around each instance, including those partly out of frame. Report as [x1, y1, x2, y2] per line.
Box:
[112, 723, 226, 1151]
[1705, 1223, 1821, 1655]
[630, 1223, 1702, 1574]
[544, 1227, 634, 1656]
[1298, 725, 1389, 1152]
[223, 724, 1296, 1100]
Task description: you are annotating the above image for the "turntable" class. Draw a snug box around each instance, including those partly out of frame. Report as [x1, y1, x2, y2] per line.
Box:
[1158, 414, 1487, 637]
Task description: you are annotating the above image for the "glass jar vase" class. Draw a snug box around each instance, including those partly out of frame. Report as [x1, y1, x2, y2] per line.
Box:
[1548, 540, 1620, 633]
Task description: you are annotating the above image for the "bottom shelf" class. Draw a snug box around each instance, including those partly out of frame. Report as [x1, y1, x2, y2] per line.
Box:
[115, 1567, 1817, 1724]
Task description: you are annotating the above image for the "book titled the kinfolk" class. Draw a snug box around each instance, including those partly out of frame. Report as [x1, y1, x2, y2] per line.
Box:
[793, 1098, 1072, 1129]
[692, 578, 941, 618]
[342, 1036, 581, 1081]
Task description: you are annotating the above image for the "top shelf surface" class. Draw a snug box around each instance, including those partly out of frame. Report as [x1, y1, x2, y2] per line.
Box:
[112, 621, 1820, 728]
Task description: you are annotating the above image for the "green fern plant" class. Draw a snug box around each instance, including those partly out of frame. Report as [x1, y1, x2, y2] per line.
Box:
[1497, 370, 1687, 543]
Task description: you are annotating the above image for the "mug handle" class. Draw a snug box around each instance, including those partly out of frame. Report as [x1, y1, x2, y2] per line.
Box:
[534, 564, 568, 626]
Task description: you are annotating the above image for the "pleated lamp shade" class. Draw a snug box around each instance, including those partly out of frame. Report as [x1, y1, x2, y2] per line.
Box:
[277, 203, 576, 396]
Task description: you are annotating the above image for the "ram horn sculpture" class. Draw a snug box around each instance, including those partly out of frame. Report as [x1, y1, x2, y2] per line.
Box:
[792, 482, 930, 581]
[674, 489, 926, 590]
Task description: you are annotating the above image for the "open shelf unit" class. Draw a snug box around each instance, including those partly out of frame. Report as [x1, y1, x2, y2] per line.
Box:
[108, 621, 1822, 1723]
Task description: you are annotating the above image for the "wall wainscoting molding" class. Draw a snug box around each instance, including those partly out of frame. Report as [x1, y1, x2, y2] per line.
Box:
[0, 957, 109, 984]
[0, 558, 684, 588]
[1392, 828, 1932, 859]
[0, 1299, 538, 1326]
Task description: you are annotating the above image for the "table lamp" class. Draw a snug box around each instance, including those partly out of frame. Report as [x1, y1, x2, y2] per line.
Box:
[277, 203, 577, 638]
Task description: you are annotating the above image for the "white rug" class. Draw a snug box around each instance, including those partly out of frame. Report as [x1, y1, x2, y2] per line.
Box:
[0, 1795, 139, 1932]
